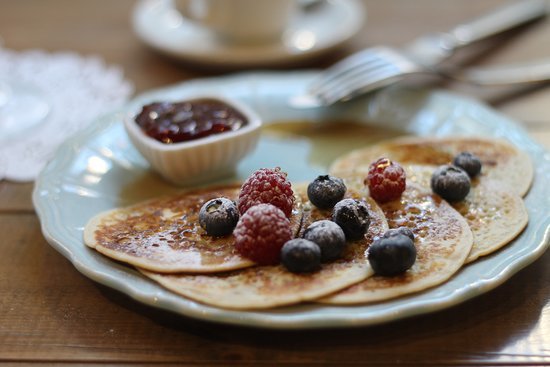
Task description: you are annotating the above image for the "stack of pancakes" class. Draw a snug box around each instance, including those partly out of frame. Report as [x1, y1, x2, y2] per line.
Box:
[84, 137, 530, 310]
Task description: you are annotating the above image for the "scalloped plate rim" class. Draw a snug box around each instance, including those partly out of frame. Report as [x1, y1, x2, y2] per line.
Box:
[33, 71, 550, 329]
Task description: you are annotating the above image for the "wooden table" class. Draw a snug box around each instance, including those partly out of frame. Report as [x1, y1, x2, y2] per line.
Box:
[1, 1, 549, 365]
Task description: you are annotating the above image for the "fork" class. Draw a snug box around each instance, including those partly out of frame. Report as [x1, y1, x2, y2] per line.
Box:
[294, 0, 548, 108]
[306, 45, 429, 106]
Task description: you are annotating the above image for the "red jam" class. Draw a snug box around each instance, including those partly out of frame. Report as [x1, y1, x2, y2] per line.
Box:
[134, 98, 248, 144]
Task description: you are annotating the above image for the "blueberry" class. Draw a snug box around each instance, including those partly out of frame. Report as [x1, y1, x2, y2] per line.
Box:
[383, 227, 414, 242]
[453, 151, 482, 177]
[368, 234, 416, 276]
[199, 197, 239, 236]
[430, 165, 471, 202]
[281, 238, 321, 273]
[303, 220, 347, 262]
[332, 198, 370, 241]
[307, 175, 347, 209]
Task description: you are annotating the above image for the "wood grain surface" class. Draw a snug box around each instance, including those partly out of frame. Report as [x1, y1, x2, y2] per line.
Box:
[0, 0, 549, 365]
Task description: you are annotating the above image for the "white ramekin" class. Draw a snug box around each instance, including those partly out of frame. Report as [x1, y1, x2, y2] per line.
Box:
[124, 95, 262, 186]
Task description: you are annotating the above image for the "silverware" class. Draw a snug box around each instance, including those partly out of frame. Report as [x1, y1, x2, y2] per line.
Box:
[453, 58, 550, 86]
[291, 0, 548, 108]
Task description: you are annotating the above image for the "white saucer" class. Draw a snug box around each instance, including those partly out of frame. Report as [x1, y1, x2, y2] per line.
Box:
[132, 0, 366, 67]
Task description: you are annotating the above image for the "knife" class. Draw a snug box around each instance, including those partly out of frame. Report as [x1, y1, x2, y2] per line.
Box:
[402, 0, 548, 66]
[291, 0, 548, 108]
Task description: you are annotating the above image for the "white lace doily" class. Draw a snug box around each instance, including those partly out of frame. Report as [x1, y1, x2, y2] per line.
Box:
[0, 47, 133, 181]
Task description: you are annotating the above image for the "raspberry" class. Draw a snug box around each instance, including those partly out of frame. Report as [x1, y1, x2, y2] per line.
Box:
[234, 204, 292, 265]
[238, 167, 295, 218]
[365, 158, 406, 203]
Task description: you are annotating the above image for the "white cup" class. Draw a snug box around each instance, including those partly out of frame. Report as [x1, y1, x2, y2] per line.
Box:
[173, 0, 299, 44]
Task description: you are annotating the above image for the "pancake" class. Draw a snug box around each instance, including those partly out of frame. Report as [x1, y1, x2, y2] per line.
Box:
[329, 136, 533, 197]
[450, 180, 528, 263]
[402, 164, 527, 263]
[332, 155, 528, 263]
[319, 184, 473, 304]
[84, 185, 302, 273]
[139, 186, 388, 310]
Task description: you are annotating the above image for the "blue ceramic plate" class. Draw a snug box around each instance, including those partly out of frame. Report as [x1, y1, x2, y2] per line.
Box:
[33, 72, 550, 329]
